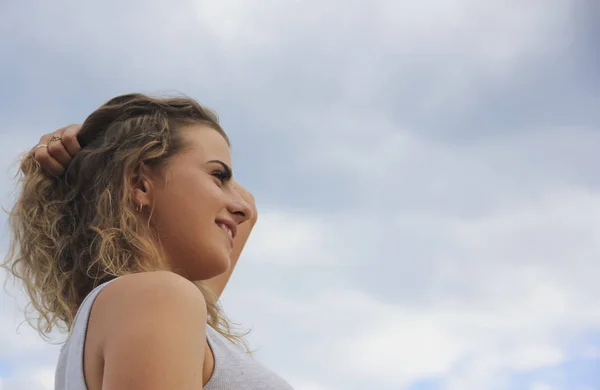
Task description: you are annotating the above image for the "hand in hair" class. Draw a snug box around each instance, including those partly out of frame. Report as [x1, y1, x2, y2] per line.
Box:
[32, 124, 82, 175]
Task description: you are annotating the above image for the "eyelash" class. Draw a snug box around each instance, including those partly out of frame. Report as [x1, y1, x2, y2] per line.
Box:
[212, 170, 230, 184]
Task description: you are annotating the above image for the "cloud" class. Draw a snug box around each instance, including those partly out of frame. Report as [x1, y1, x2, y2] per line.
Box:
[219, 187, 600, 389]
[530, 383, 555, 390]
[0, 0, 598, 389]
[0, 278, 64, 390]
[242, 211, 338, 266]
[0, 0, 579, 132]
[0, 365, 55, 390]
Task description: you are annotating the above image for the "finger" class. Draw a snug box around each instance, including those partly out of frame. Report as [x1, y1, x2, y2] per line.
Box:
[34, 134, 65, 173]
[47, 136, 72, 167]
[37, 133, 52, 146]
[33, 145, 65, 176]
[60, 124, 82, 156]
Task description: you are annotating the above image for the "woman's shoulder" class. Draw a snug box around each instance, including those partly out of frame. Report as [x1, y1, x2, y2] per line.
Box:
[85, 271, 209, 388]
[87, 271, 208, 349]
[92, 271, 207, 326]
[100, 271, 205, 299]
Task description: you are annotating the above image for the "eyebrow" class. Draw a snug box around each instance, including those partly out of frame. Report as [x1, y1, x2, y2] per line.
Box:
[207, 160, 233, 177]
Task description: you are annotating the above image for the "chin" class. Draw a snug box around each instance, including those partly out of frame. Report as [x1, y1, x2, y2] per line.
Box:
[200, 252, 231, 280]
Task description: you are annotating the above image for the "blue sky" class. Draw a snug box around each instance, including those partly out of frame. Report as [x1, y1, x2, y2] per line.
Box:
[0, 0, 599, 389]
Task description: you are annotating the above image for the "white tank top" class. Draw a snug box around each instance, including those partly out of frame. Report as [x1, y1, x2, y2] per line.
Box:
[54, 280, 293, 389]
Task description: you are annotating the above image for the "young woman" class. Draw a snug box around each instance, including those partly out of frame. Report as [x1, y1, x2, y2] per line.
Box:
[3, 93, 294, 389]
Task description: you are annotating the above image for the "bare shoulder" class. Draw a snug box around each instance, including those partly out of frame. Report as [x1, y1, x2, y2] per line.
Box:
[97, 271, 207, 312]
[90, 271, 208, 389]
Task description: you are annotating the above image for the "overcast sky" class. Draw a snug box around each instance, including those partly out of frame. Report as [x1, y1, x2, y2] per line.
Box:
[1, 1, 599, 389]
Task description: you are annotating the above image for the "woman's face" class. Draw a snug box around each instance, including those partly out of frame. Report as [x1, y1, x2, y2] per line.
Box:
[146, 124, 252, 280]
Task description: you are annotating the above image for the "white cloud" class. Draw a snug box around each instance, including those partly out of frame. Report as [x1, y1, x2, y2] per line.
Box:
[582, 345, 600, 359]
[219, 186, 600, 389]
[190, 0, 571, 66]
[0, 0, 597, 389]
[531, 383, 554, 390]
[0, 368, 55, 390]
[32, 367, 55, 390]
[0, 0, 575, 117]
[243, 211, 338, 266]
[505, 345, 564, 372]
[287, 381, 337, 390]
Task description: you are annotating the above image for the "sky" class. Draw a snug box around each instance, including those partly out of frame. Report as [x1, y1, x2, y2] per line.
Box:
[0, 0, 599, 389]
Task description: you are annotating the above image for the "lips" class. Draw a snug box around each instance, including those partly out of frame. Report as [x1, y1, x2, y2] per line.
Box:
[215, 219, 237, 245]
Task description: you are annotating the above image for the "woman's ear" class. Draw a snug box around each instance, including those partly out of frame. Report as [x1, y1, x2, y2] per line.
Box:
[130, 162, 154, 209]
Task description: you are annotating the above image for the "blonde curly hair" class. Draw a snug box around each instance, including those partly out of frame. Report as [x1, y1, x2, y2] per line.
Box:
[2, 93, 249, 350]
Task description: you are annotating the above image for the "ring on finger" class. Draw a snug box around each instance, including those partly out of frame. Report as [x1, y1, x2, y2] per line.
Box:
[33, 144, 48, 158]
[49, 135, 63, 143]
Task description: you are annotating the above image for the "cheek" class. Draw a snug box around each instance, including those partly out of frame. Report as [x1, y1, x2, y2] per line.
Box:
[152, 179, 223, 235]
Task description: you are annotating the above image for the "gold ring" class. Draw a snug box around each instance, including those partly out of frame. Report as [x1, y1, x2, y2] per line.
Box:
[32, 144, 48, 158]
[49, 135, 62, 143]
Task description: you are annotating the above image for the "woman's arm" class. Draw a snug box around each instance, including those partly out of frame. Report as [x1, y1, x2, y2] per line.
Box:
[203, 184, 258, 299]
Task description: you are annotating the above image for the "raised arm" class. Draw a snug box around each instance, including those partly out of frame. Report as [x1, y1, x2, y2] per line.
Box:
[203, 184, 258, 298]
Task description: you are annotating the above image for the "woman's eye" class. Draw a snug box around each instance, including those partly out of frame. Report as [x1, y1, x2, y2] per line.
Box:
[212, 171, 228, 184]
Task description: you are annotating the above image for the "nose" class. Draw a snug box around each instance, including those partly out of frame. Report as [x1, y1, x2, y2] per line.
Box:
[227, 191, 253, 225]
